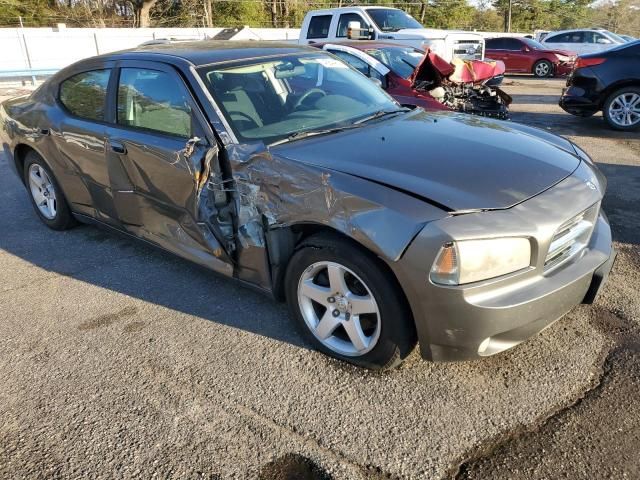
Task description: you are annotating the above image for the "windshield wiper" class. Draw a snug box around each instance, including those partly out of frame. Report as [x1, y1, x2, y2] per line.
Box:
[354, 108, 410, 125]
[270, 125, 358, 146]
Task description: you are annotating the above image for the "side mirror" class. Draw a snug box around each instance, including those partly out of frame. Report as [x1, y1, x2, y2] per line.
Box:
[597, 38, 612, 44]
[522, 46, 530, 52]
[347, 21, 361, 40]
[347, 21, 371, 40]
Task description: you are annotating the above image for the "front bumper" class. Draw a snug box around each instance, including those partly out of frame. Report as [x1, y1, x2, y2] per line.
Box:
[555, 61, 575, 76]
[391, 161, 614, 361]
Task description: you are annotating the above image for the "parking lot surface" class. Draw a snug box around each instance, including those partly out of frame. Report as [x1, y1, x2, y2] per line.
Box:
[1, 77, 639, 479]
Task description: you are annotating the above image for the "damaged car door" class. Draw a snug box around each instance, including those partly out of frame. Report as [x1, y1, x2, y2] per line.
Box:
[105, 61, 233, 274]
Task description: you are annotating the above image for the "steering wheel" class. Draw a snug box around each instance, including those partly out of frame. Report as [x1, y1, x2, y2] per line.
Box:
[294, 88, 327, 110]
[229, 111, 258, 128]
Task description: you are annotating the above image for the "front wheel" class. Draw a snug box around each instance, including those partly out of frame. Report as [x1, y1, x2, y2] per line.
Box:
[285, 234, 416, 369]
[533, 60, 553, 78]
[603, 87, 640, 131]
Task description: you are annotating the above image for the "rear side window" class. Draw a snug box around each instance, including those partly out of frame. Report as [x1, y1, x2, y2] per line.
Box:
[59, 69, 111, 121]
[337, 13, 369, 37]
[117, 68, 192, 138]
[307, 15, 332, 39]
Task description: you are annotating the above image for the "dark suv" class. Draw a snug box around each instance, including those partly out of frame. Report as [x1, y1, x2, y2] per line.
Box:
[560, 40, 640, 131]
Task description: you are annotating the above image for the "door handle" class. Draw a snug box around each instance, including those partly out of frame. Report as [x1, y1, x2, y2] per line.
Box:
[110, 141, 127, 154]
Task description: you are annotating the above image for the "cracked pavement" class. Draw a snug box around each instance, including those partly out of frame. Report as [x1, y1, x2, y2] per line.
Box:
[1, 78, 639, 479]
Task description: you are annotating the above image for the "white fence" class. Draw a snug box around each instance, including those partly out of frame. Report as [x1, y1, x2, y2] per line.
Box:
[1, 26, 526, 81]
[1, 26, 301, 73]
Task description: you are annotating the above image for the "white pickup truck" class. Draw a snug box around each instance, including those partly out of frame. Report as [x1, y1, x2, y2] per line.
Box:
[298, 6, 485, 62]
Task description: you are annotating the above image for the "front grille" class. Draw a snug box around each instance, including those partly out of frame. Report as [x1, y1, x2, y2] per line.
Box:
[452, 40, 484, 60]
[544, 203, 600, 272]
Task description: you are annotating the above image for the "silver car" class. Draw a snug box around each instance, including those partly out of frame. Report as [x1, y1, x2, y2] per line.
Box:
[0, 42, 615, 369]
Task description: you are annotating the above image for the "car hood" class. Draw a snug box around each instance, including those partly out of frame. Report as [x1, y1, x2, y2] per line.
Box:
[270, 109, 581, 212]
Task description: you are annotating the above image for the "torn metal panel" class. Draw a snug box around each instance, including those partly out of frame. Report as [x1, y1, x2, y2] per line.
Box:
[224, 143, 445, 264]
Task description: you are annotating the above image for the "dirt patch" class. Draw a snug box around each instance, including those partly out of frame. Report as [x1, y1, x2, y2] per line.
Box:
[77, 305, 137, 331]
[258, 454, 332, 480]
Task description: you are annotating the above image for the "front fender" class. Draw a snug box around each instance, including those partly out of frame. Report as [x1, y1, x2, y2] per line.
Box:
[225, 143, 447, 262]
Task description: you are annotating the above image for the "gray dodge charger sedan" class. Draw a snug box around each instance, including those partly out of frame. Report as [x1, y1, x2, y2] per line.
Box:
[0, 42, 615, 369]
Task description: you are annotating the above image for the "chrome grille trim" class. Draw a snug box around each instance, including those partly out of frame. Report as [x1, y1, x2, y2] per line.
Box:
[452, 40, 484, 60]
[544, 203, 600, 273]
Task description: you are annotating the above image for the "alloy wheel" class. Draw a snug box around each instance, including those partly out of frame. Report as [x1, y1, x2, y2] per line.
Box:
[297, 261, 381, 357]
[28, 164, 57, 220]
[608, 92, 640, 127]
[535, 62, 550, 77]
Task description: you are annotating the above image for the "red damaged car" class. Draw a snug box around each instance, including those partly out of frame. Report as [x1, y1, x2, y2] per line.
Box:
[315, 42, 511, 119]
[485, 37, 576, 77]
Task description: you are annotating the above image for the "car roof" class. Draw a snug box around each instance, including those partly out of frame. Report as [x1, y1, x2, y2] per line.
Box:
[315, 40, 414, 50]
[546, 28, 613, 36]
[96, 40, 318, 67]
[306, 6, 399, 14]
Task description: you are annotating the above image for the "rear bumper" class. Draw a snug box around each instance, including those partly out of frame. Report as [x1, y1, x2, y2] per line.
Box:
[559, 86, 600, 116]
[390, 161, 613, 362]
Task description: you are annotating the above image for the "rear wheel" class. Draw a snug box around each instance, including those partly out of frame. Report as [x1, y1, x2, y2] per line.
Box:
[603, 87, 640, 131]
[533, 60, 553, 78]
[285, 234, 416, 369]
[23, 151, 76, 230]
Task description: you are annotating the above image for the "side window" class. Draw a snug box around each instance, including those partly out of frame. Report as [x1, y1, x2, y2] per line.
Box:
[546, 33, 571, 43]
[486, 38, 504, 49]
[332, 51, 369, 75]
[503, 38, 523, 50]
[331, 51, 384, 83]
[117, 68, 192, 138]
[307, 15, 332, 39]
[337, 13, 369, 37]
[59, 69, 111, 121]
[587, 32, 612, 44]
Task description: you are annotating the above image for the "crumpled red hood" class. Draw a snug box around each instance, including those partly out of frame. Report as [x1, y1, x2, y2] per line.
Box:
[410, 50, 506, 87]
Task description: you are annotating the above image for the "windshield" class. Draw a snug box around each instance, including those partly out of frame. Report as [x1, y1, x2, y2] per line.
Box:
[521, 38, 547, 50]
[366, 8, 423, 32]
[364, 46, 424, 79]
[199, 53, 399, 144]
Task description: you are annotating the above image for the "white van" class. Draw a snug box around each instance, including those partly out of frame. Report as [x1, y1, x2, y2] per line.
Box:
[298, 6, 485, 62]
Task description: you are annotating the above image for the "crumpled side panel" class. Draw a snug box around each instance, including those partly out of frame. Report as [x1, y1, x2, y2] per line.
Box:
[226, 143, 441, 262]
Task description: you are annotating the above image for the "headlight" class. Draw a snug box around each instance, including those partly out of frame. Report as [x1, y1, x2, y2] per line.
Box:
[556, 55, 570, 62]
[430, 238, 531, 285]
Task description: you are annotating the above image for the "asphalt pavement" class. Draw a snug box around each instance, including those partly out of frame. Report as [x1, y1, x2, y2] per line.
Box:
[0, 78, 638, 479]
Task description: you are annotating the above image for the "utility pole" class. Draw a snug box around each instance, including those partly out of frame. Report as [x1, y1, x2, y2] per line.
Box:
[505, 0, 512, 33]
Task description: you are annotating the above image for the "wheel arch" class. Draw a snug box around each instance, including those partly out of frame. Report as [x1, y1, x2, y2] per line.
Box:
[13, 143, 39, 184]
[266, 223, 414, 325]
[598, 80, 640, 108]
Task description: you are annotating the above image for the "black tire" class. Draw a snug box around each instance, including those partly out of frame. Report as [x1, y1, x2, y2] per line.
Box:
[23, 151, 76, 230]
[532, 60, 553, 78]
[602, 87, 640, 132]
[284, 233, 416, 370]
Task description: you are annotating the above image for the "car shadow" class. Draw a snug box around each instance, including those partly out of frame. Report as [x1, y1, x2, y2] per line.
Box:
[0, 155, 308, 350]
